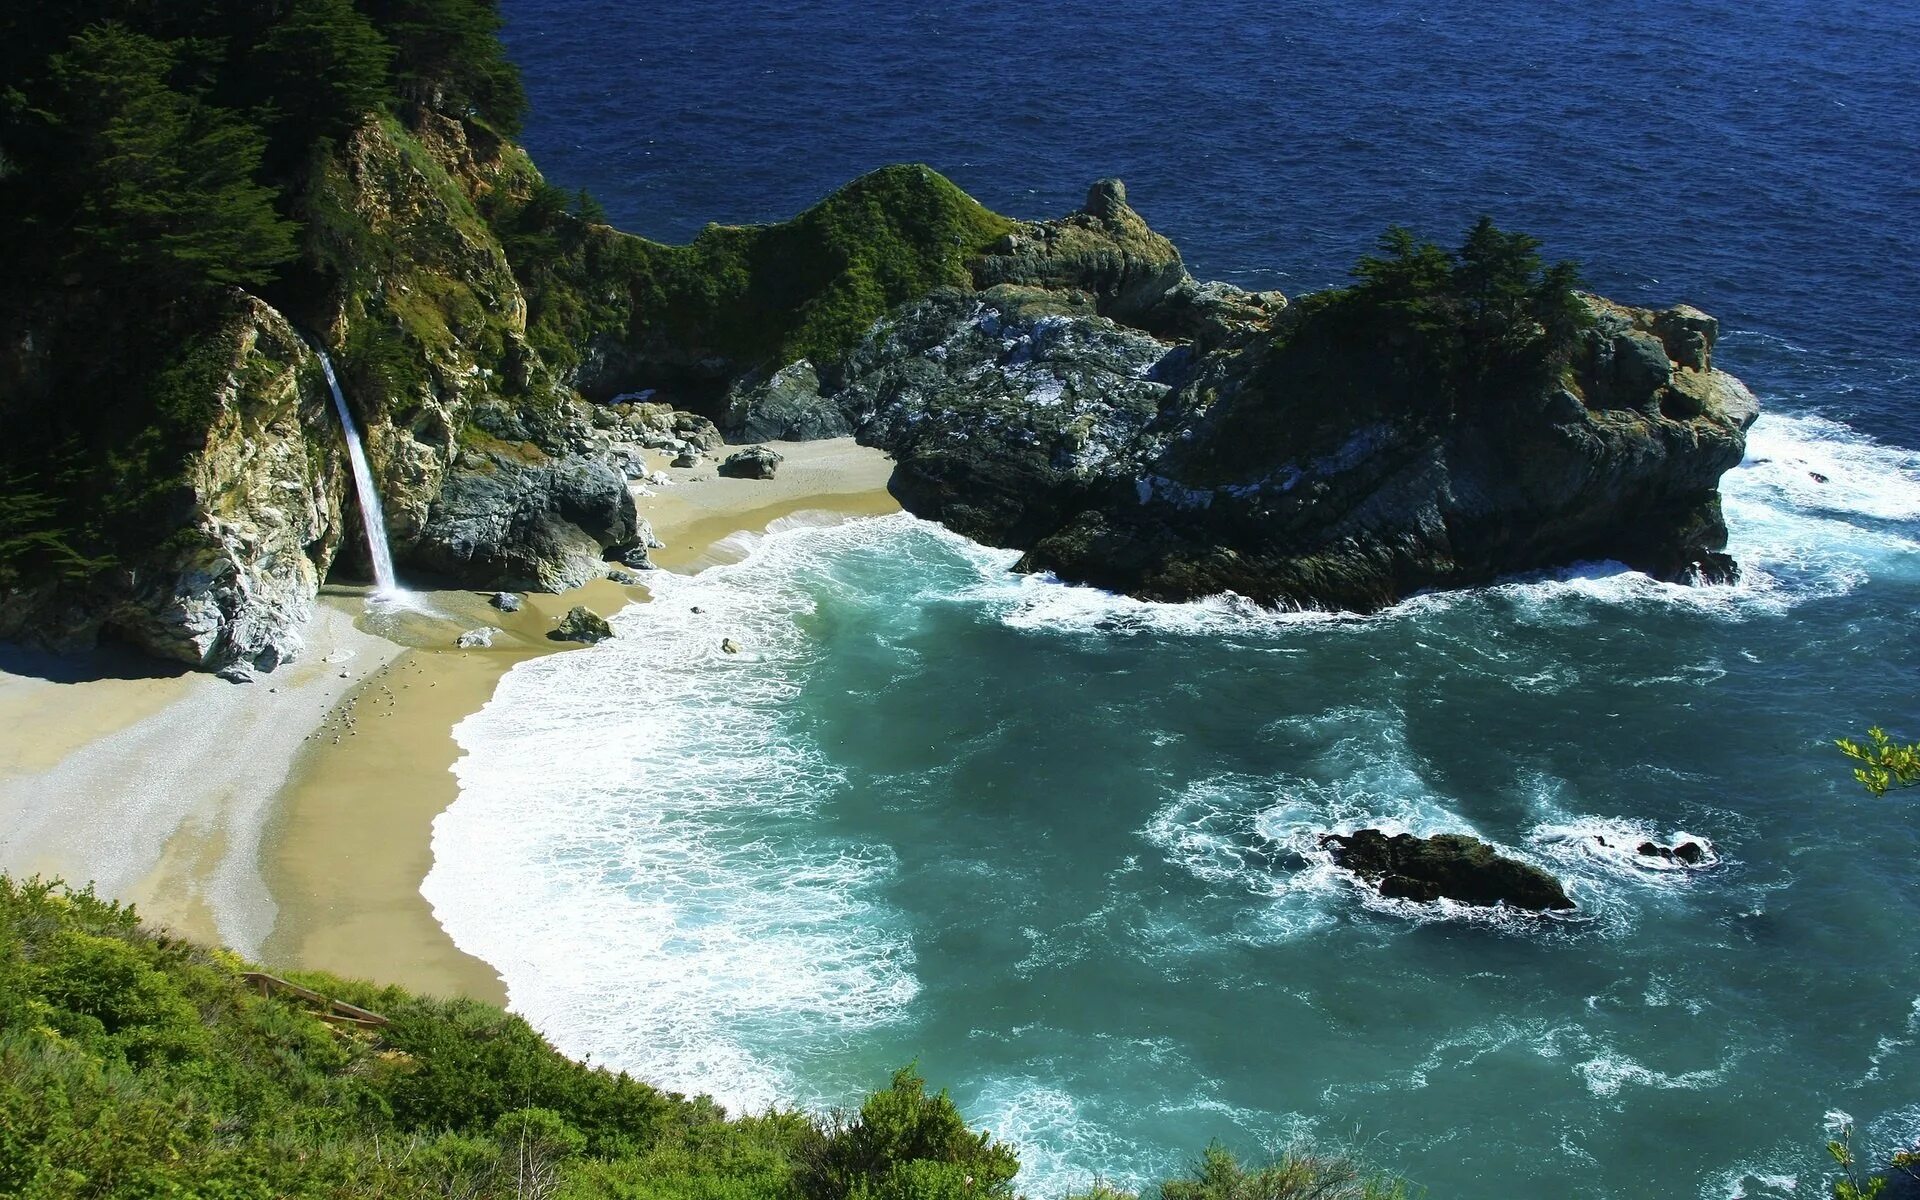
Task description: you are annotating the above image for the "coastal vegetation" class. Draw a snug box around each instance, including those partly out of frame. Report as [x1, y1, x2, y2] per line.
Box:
[1836, 727, 1920, 797]
[0, 876, 1399, 1199]
[0, 0, 1013, 596]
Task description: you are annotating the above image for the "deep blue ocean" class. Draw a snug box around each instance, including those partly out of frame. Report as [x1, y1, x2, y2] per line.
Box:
[425, 3, 1920, 1196]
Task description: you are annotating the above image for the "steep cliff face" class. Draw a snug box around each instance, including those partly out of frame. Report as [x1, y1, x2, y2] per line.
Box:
[310, 112, 639, 594]
[0, 294, 346, 676]
[0, 136, 1761, 670]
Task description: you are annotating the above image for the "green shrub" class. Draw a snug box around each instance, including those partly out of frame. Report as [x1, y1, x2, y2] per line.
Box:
[804, 1066, 1020, 1200]
[1154, 1141, 1406, 1200]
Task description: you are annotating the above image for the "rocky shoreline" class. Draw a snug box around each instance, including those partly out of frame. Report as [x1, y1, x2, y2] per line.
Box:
[731, 180, 1759, 612]
[1, 121, 1758, 676]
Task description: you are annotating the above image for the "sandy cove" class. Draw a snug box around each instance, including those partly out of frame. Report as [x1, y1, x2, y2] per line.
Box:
[0, 438, 899, 1003]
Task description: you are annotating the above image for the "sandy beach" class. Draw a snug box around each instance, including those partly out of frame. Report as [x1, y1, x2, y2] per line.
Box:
[0, 437, 898, 1001]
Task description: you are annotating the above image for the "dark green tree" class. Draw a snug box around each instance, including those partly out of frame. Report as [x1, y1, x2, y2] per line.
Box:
[49, 23, 297, 294]
[364, 0, 525, 132]
[254, 0, 395, 142]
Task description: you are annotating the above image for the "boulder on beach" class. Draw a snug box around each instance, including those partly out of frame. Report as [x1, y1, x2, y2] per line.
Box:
[1320, 829, 1575, 912]
[718, 446, 783, 479]
[549, 605, 614, 644]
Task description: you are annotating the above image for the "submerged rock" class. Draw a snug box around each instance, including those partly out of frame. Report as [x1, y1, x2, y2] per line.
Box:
[1321, 829, 1575, 912]
[718, 446, 784, 479]
[455, 627, 497, 648]
[549, 605, 613, 644]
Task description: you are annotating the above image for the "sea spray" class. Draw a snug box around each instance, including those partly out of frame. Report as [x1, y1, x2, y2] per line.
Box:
[317, 349, 398, 594]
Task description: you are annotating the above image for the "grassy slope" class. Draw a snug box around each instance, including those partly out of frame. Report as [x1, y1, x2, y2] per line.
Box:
[0, 877, 1023, 1200]
[0, 878, 1412, 1200]
[484, 158, 1019, 379]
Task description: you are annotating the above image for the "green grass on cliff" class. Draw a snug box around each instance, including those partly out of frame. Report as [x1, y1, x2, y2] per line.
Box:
[488, 164, 1019, 381]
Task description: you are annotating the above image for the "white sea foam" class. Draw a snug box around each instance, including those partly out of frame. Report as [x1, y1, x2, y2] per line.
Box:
[966, 1079, 1162, 1198]
[424, 518, 926, 1112]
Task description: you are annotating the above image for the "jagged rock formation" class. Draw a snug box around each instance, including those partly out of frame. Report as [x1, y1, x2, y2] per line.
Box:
[1, 119, 1757, 671]
[0, 114, 715, 674]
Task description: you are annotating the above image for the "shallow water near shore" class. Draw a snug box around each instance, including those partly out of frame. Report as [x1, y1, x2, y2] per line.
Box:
[429, 406, 1920, 1198]
[433, 0, 1920, 1193]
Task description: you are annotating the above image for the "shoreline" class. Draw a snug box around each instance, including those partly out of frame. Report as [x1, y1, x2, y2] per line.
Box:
[0, 437, 899, 1004]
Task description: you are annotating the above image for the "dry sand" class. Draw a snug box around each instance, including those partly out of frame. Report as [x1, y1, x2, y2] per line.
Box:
[0, 604, 403, 956]
[0, 437, 899, 1003]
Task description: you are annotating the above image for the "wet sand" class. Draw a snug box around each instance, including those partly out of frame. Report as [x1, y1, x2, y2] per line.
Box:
[0, 437, 899, 1003]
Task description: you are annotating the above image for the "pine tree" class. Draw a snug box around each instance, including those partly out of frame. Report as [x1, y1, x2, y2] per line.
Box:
[255, 0, 395, 142]
[51, 23, 297, 294]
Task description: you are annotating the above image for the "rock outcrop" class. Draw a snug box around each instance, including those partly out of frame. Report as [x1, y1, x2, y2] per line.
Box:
[731, 182, 1757, 611]
[0, 293, 346, 678]
[1321, 829, 1576, 911]
[0, 113, 693, 674]
[0, 139, 1760, 671]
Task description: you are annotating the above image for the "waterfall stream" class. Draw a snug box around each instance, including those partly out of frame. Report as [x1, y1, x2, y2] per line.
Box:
[317, 350, 399, 594]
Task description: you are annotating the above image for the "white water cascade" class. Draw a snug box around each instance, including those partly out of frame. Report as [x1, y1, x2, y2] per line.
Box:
[317, 349, 399, 594]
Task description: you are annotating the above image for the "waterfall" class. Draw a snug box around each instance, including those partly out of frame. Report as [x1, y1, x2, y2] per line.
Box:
[316, 350, 399, 594]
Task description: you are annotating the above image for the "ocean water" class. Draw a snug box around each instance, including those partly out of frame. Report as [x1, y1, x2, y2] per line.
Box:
[426, 2, 1920, 1195]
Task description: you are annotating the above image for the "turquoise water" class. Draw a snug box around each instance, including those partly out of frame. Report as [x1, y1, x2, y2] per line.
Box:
[426, 405, 1920, 1198]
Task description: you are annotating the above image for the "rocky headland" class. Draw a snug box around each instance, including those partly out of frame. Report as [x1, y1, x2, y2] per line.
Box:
[731, 180, 1760, 611]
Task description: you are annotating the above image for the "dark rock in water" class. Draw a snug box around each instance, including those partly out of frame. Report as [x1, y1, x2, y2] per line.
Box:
[1637, 838, 1712, 866]
[489, 592, 522, 612]
[1679, 552, 1740, 586]
[719, 446, 783, 479]
[842, 276, 1757, 612]
[1810, 471, 1829, 483]
[720, 637, 742, 654]
[607, 568, 642, 585]
[1321, 829, 1575, 911]
[549, 605, 613, 644]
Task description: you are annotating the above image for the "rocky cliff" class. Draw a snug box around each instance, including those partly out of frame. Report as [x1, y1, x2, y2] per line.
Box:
[0, 113, 690, 676]
[729, 182, 1759, 610]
